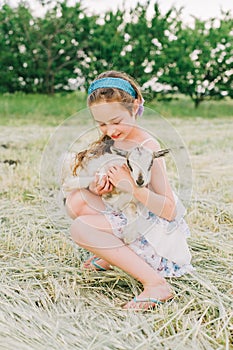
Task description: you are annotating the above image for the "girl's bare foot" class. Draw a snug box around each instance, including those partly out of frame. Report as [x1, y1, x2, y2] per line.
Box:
[122, 282, 173, 310]
[82, 255, 113, 271]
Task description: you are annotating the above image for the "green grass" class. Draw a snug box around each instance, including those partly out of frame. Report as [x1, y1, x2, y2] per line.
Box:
[147, 95, 233, 119]
[0, 93, 232, 126]
[0, 92, 87, 126]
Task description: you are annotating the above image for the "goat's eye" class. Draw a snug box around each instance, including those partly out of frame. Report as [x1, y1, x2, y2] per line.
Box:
[148, 159, 153, 171]
[126, 159, 133, 172]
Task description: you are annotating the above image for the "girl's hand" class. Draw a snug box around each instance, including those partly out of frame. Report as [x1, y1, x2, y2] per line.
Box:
[107, 164, 136, 193]
[89, 173, 113, 195]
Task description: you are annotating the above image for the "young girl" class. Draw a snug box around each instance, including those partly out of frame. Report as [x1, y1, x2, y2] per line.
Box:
[64, 70, 193, 310]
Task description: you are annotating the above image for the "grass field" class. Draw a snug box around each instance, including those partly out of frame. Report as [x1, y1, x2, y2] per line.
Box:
[0, 94, 232, 349]
[1, 92, 233, 126]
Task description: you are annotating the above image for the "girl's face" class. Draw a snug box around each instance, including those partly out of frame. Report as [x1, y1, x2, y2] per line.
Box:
[90, 101, 138, 141]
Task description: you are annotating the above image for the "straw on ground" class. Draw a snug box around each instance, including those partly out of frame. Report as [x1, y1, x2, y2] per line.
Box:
[0, 118, 232, 349]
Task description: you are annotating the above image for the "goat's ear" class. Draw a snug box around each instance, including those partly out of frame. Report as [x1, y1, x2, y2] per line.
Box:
[153, 148, 170, 159]
[110, 146, 128, 158]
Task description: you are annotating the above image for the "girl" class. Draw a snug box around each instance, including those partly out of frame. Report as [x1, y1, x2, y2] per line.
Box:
[65, 70, 193, 310]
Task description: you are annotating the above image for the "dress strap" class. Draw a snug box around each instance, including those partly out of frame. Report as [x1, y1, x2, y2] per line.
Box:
[140, 138, 154, 147]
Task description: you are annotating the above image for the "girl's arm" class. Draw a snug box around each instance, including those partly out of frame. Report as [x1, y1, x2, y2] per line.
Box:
[107, 140, 176, 221]
[133, 140, 176, 221]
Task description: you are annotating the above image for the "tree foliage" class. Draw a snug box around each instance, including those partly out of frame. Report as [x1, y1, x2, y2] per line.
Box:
[0, 0, 232, 106]
[0, 4, 34, 92]
[158, 13, 233, 107]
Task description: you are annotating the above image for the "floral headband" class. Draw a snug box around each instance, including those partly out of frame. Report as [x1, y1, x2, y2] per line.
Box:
[88, 77, 144, 116]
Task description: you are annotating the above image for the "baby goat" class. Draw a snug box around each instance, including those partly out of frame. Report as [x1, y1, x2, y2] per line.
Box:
[61, 145, 169, 244]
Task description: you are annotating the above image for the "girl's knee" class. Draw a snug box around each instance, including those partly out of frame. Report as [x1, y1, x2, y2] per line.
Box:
[70, 217, 86, 243]
[70, 214, 113, 245]
[65, 188, 105, 219]
[65, 189, 84, 219]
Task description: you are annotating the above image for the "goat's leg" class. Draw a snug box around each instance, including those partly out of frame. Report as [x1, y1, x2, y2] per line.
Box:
[122, 219, 138, 244]
[122, 202, 140, 244]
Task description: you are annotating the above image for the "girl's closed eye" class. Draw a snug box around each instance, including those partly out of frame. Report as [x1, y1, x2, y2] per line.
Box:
[112, 118, 123, 125]
[98, 120, 121, 126]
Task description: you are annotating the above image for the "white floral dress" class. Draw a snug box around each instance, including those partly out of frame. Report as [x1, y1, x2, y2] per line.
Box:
[104, 207, 194, 278]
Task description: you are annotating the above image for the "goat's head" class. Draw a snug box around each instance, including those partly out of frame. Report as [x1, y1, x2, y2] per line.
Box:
[111, 146, 170, 187]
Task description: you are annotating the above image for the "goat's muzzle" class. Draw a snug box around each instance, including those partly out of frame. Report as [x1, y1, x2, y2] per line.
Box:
[136, 174, 144, 187]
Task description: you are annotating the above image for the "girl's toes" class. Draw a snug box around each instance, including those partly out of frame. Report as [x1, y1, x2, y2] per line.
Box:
[82, 255, 98, 268]
[122, 300, 150, 310]
[122, 300, 136, 309]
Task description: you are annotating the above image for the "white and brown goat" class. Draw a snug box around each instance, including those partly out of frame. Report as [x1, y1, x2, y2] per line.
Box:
[61, 145, 169, 244]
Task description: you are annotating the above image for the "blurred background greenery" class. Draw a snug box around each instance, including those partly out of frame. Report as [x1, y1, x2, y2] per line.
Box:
[0, 0, 232, 115]
[1, 92, 232, 126]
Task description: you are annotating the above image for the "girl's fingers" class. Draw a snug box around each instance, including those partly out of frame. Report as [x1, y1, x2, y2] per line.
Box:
[108, 166, 118, 174]
[97, 176, 109, 190]
[122, 164, 130, 173]
[98, 179, 113, 194]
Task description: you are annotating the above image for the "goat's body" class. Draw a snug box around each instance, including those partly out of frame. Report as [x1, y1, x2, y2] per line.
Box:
[61, 146, 169, 244]
[61, 150, 146, 243]
[62, 152, 125, 194]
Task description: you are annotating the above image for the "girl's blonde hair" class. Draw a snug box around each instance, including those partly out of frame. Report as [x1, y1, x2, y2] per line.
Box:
[87, 70, 143, 113]
[72, 134, 113, 175]
[73, 71, 143, 175]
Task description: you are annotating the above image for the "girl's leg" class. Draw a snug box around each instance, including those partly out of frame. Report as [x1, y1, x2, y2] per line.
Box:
[65, 189, 114, 270]
[70, 214, 173, 309]
[65, 188, 106, 219]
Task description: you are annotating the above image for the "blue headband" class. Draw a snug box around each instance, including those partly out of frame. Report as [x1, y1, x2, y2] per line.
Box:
[88, 77, 137, 98]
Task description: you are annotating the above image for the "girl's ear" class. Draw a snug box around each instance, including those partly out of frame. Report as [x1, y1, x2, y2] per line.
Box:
[133, 99, 140, 116]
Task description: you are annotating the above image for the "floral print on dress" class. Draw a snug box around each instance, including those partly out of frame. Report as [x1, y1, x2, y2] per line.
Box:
[104, 208, 194, 278]
[104, 208, 128, 239]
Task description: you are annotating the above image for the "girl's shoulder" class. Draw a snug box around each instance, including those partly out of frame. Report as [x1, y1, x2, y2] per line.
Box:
[140, 134, 161, 152]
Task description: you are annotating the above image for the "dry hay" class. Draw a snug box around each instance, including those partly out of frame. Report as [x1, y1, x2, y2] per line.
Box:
[0, 119, 232, 350]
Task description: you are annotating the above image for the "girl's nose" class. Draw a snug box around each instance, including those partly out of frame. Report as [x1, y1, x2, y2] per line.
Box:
[107, 124, 116, 136]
